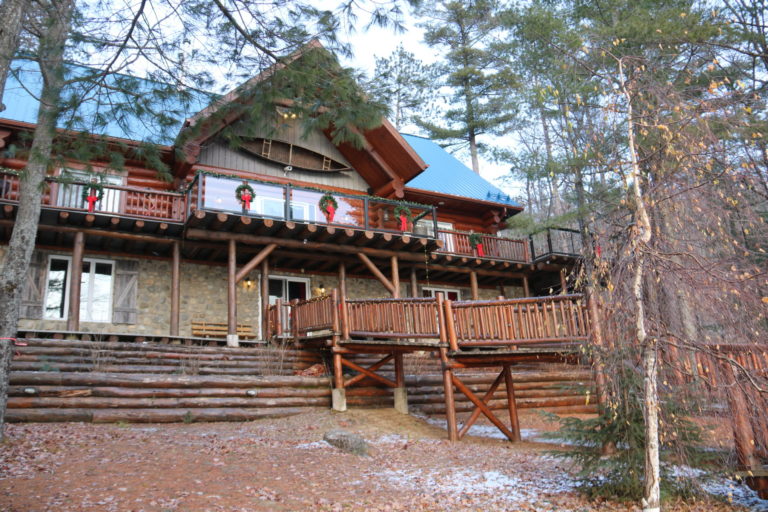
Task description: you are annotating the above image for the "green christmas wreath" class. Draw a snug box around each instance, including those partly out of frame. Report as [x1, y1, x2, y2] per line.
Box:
[318, 193, 338, 214]
[469, 233, 483, 248]
[81, 182, 104, 203]
[235, 182, 255, 203]
[393, 204, 412, 221]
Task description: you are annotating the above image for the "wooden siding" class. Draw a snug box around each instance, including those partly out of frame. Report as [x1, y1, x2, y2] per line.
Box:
[199, 142, 370, 192]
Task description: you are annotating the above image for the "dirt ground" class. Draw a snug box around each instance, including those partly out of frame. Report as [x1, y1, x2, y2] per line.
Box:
[0, 409, 761, 512]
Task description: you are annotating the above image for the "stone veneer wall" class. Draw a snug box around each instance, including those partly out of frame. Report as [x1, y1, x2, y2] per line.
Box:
[3, 245, 524, 337]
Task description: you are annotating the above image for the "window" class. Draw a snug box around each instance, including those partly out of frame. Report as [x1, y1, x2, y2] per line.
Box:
[267, 276, 310, 305]
[57, 169, 123, 214]
[415, 220, 455, 252]
[43, 256, 114, 322]
[257, 196, 285, 218]
[422, 286, 461, 301]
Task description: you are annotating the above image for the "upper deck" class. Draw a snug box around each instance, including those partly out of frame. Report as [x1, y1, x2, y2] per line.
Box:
[0, 169, 581, 266]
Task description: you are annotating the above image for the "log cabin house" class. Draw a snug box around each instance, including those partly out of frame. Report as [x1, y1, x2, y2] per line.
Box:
[0, 48, 593, 446]
[0, 54, 581, 346]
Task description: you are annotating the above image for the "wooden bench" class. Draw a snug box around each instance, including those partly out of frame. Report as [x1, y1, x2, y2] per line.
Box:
[191, 322, 257, 340]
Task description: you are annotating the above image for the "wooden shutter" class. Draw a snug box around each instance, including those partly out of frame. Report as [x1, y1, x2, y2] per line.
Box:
[20, 252, 47, 319]
[112, 260, 139, 324]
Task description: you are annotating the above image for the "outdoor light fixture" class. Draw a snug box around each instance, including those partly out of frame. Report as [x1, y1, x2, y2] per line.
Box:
[243, 276, 255, 291]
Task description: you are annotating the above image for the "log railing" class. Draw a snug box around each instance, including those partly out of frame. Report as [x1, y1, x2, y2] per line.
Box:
[267, 293, 338, 340]
[291, 294, 337, 338]
[271, 291, 590, 352]
[437, 230, 529, 262]
[345, 297, 443, 339]
[0, 170, 185, 222]
[444, 294, 589, 349]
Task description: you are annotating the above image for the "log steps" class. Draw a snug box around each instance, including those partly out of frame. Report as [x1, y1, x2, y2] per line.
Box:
[11, 338, 322, 376]
[7, 339, 596, 424]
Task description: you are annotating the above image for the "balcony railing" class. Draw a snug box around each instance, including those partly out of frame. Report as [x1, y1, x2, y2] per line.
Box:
[435, 230, 530, 262]
[529, 228, 582, 260]
[188, 172, 439, 237]
[0, 170, 185, 222]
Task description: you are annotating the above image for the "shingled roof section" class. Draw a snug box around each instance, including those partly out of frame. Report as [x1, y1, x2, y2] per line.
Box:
[401, 134, 520, 208]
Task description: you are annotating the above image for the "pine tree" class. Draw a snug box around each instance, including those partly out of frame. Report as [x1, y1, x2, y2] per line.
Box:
[366, 44, 437, 131]
[415, 0, 517, 173]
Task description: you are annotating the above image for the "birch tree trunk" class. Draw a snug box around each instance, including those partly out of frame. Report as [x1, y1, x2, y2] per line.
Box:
[618, 58, 660, 512]
[0, 0, 28, 112]
[0, 0, 74, 440]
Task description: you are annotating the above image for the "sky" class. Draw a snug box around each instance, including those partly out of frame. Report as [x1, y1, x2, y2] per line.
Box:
[334, 10, 521, 199]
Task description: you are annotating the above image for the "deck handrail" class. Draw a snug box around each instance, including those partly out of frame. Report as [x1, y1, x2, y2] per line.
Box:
[189, 171, 440, 238]
[271, 290, 591, 352]
[444, 294, 589, 349]
[0, 170, 186, 222]
[345, 296, 443, 339]
[436, 229, 530, 262]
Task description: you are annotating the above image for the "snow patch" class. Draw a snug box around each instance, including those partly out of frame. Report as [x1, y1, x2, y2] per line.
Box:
[294, 440, 331, 449]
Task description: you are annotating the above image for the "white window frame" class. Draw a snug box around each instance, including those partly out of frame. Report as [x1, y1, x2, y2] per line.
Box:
[422, 286, 461, 301]
[43, 255, 115, 323]
[267, 275, 312, 305]
[416, 220, 455, 252]
[256, 196, 285, 218]
[289, 200, 312, 222]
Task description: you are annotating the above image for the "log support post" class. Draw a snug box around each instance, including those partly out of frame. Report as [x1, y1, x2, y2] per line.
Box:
[338, 262, 347, 301]
[391, 256, 400, 298]
[332, 351, 346, 412]
[66, 231, 85, 331]
[470, 271, 479, 300]
[503, 364, 521, 442]
[410, 267, 418, 297]
[440, 348, 458, 442]
[260, 258, 269, 342]
[522, 276, 530, 297]
[393, 352, 408, 414]
[227, 239, 238, 347]
[170, 241, 180, 336]
[560, 268, 567, 295]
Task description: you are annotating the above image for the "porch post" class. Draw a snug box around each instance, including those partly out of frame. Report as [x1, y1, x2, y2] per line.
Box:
[393, 351, 408, 414]
[560, 268, 567, 295]
[522, 276, 530, 297]
[391, 255, 400, 298]
[469, 271, 479, 300]
[260, 258, 269, 341]
[332, 350, 347, 411]
[170, 241, 180, 336]
[66, 231, 85, 331]
[410, 267, 418, 297]
[338, 262, 347, 300]
[227, 239, 238, 347]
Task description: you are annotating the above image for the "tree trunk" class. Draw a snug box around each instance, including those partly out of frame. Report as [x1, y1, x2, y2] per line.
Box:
[0, 0, 28, 112]
[618, 58, 659, 512]
[0, 0, 73, 440]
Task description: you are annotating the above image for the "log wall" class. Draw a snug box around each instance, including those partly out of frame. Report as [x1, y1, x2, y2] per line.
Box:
[7, 339, 596, 423]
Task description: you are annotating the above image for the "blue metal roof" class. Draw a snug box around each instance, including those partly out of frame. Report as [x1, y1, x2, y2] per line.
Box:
[1, 59, 210, 145]
[401, 134, 520, 208]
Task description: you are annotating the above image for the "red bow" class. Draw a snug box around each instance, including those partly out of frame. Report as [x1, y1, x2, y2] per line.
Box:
[86, 194, 98, 213]
[241, 192, 252, 210]
[476, 243, 485, 257]
[325, 204, 335, 223]
[399, 213, 408, 231]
